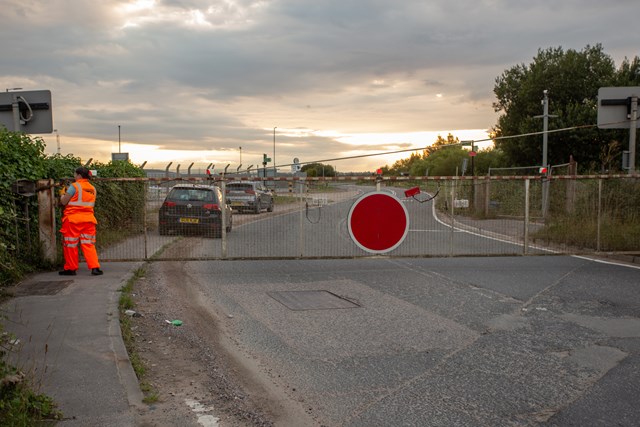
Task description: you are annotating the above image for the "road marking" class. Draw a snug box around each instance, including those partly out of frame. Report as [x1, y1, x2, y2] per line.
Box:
[185, 398, 220, 427]
[409, 229, 464, 232]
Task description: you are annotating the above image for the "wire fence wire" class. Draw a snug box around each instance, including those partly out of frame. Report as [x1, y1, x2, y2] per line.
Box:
[88, 175, 640, 261]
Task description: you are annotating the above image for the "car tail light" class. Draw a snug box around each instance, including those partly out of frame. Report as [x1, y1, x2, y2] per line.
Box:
[245, 189, 255, 194]
[163, 201, 177, 207]
[203, 203, 221, 211]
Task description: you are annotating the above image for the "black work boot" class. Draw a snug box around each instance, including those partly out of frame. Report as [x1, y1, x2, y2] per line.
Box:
[91, 268, 104, 276]
[59, 269, 77, 276]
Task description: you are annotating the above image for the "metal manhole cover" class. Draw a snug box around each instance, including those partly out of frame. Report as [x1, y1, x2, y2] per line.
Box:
[268, 290, 360, 311]
[14, 280, 73, 296]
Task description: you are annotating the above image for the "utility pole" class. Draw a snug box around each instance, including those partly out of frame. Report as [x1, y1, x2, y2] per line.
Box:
[534, 90, 557, 219]
[534, 90, 557, 169]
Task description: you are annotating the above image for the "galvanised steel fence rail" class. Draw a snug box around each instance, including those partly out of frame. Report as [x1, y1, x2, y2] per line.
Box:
[84, 175, 640, 261]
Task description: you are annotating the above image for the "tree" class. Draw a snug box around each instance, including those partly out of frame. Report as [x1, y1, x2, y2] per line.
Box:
[387, 133, 461, 175]
[492, 44, 639, 171]
[301, 163, 335, 177]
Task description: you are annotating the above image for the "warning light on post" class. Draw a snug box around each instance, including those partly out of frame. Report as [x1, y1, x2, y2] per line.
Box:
[404, 187, 421, 197]
[376, 168, 383, 175]
[539, 167, 548, 174]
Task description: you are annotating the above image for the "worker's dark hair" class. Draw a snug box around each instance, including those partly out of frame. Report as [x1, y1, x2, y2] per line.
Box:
[75, 167, 91, 179]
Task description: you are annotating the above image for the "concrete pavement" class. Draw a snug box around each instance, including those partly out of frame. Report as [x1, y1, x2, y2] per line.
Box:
[2, 262, 144, 426]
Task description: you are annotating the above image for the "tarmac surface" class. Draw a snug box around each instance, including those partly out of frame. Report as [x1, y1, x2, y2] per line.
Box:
[3, 253, 639, 426]
[2, 262, 144, 426]
[2, 218, 640, 427]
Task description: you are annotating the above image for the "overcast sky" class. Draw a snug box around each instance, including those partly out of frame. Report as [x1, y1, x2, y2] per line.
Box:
[1, 0, 638, 172]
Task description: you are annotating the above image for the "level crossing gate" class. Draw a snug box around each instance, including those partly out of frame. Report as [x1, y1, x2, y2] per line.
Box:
[68, 174, 640, 262]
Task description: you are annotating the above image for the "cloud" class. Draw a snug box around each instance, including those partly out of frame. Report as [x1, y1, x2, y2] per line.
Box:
[1, 0, 638, 171]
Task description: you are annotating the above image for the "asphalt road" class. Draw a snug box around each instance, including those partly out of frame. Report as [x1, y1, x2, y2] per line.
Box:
[101, 185, 640, 424]
[181, 255, 640, 426]
[120, 185, 541, 262]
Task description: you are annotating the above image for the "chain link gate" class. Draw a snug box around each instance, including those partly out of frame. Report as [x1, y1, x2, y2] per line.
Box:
[89, 175, 640, 262]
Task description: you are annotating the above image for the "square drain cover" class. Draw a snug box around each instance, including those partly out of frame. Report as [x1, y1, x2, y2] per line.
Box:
[268, 290, 360, 311]
[14, 280, 73, 296]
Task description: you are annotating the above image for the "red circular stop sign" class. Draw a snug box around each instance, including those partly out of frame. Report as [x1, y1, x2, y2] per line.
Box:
[348, 192, 409, 253]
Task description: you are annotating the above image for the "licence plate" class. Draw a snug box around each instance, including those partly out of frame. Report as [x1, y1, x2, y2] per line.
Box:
[179, 217, 199, 224]
[231, 202, 244, 206]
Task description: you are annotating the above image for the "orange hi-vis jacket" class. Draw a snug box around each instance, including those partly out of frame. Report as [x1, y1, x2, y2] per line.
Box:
[63, 179, 98, 224]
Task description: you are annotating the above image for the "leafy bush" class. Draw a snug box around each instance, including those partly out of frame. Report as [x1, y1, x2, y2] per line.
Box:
[0, 128, 146, 286]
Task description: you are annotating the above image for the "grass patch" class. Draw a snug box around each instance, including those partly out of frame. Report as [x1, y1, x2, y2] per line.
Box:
[0, 318, 63, 425]
[274, 194, 301, 205]
[118, 265, 160, 403]
[533, 217, 640, 251]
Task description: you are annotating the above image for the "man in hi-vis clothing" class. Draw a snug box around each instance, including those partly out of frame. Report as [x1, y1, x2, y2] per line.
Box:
[59, 167, 103, 276]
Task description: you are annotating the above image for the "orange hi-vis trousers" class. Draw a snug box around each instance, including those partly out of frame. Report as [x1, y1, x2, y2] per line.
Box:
[60, 221, 100, 271]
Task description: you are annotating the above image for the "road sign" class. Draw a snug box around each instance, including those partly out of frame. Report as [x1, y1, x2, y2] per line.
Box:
[347, 191, 409, 253]
[597, 87, 640, 129]
[0, 90, 53, 133]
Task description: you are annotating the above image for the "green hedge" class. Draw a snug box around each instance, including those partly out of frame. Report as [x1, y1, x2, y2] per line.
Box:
[0, 128, 145, 287]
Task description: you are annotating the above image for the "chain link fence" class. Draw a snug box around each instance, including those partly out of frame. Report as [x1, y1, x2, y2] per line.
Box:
[79, 175, 640, 261]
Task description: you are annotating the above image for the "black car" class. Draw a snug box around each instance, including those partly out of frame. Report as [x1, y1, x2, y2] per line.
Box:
[225, 181, 274, 213]
[158, 184, 232, 237]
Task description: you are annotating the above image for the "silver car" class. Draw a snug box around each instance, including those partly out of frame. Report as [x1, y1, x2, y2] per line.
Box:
[225, 181, 274, 214]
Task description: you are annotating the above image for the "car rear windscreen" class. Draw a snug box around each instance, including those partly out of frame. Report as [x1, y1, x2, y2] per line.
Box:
[228, 184, 253, 191]
[169, 188, 215, 201]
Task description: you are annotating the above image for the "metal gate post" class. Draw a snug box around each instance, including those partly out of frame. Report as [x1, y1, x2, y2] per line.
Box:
[597, 179, 602, 252]
[523, 179, 530, 255]
[221, 180, 227, 258]
[450, 179, 455, 256]
[299, 181, 304, 257]
[143, 182, 148, 260]
[37, 179, 57, 263]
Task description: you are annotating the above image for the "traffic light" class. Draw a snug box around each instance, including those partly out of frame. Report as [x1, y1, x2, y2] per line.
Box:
[539, 167, 548, 174]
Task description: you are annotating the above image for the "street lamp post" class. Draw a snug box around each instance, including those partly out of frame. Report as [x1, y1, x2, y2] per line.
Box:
[118, 125, 121, 153]
[273, 127, 277, 177]
[239, 146, 242, 165]
[54, 129, 60, 154]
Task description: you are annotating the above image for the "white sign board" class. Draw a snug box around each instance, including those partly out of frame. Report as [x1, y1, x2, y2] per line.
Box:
[597, 87, 640, 129]
[0, 90, 53, 133]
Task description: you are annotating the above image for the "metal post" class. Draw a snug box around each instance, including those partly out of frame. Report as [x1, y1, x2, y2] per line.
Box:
[12, 94, 20, 131]
[54, 129, 61, 154]
[221, 180, 227, 258]
[299, 181, 304, 257]
[597, 179, 602, 252]
[273, 127, 277, 177]
[118, 125, 121, 153]
[37, 179, 57, 263]
[523, 179, 530, 255]
[450, 180, 455, 257]
[143, 186, 148, 260]
[630, 96, 637, 174]
[542, 91, 549, 168]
